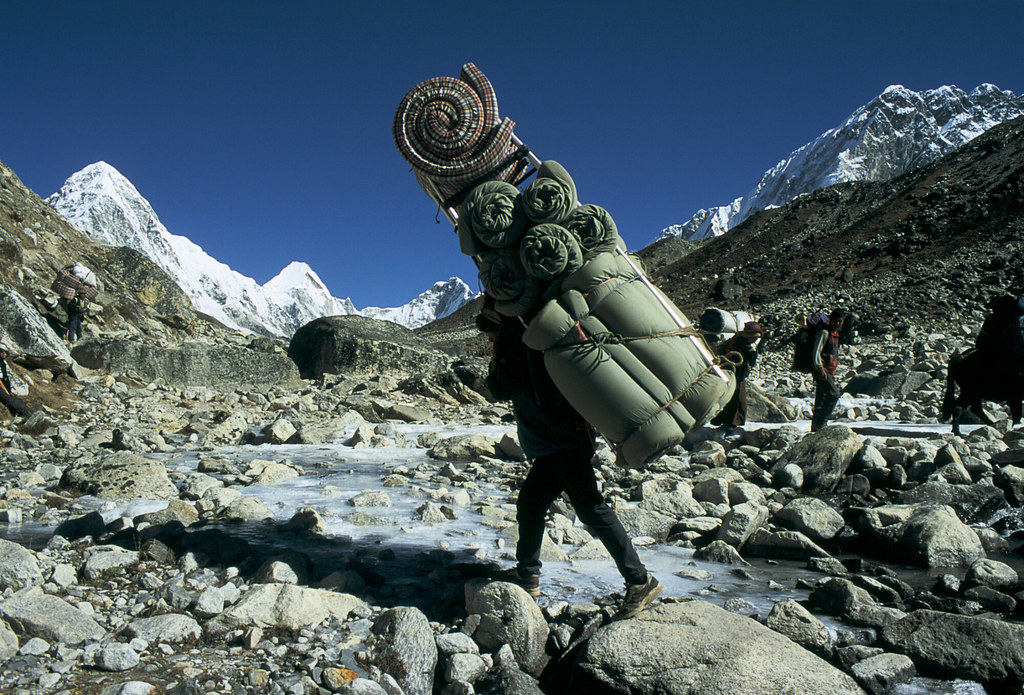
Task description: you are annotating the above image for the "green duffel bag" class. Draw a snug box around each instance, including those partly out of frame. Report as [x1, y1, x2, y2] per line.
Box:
[523, 251, 735, 467]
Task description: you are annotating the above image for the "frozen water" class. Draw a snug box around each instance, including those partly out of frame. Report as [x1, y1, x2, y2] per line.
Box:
[2, 412, 1005, 693]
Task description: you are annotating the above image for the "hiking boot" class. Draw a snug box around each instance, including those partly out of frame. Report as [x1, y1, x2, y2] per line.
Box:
[489, 566, 540, 597]
[612, 574, 664, 621]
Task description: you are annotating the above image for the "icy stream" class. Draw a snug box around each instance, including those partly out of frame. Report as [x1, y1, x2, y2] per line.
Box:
[2, 412, 1006, 694]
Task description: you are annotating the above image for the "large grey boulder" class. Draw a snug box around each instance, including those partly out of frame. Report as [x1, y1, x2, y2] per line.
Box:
[101, 245, 196, 327]
[895, 480, 1006, 525]
[59, 451, 178, 500]
[429, 434, 500, 462]
[0, 538, 43, 590]
[881, 609, 1024, 689]
[466, 580, 550, 677]
[845, 369, 931, 398]
[855, 503, 984, 568]
[0, 619, 18, 662]
[289, 315, 450, 379]
[126, 614, 202, 644]
[82, 546, 140, 580]
[205, 583, 367, 636]
[368, 606, 438, 695]
[775, 497, 846, 542]
[72, 337, 301, 390]
[638, 482, 706, 518]
[764, 599, 830, 650]
[0, 284, 76, 374]
[716, 501, 768, 547]
[849, 653, 916, 695]
[0, 587, 106, 644]
[745, 382, 798, 422]
[772, 426, 863, 493]
[570, 601, 864, 694]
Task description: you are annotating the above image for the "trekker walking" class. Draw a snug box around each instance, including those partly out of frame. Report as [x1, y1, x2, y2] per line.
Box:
[66, 292, 85, 343]
[711, 320, 763, 430]
[810, 308, 847, 432]
[476, 296, 664, 620]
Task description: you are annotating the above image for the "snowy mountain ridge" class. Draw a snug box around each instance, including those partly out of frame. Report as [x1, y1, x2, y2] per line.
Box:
[46, 162, 475, 336]
[661, 83, 1024, 240]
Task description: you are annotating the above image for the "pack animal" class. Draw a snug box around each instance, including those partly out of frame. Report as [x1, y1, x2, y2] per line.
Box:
[941, 350, 1023, 435]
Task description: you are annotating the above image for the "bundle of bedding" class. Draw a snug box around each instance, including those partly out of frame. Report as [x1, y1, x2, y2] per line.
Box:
[393, 63, 528, 207]
[522, 251, 736, 467]
[459, 159, 625, 318]
[394, 65, 735, 466]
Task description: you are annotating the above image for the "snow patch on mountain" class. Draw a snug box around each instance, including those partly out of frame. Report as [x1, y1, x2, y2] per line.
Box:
[660, 83, 1024, 241]
[47, 162, 474, 336]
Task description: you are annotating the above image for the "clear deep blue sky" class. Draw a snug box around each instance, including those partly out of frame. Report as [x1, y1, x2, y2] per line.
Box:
[3, 1, 1022, 309]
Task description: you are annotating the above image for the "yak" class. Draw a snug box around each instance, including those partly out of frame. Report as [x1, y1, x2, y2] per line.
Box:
[941, 349, 1023, 435]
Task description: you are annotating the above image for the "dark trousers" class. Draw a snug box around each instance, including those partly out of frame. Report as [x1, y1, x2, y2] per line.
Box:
[811, 377, 840, 431]
[712, 380, 748, 427]
[67, 314, 82, 342]
[516, 447, 647, 585]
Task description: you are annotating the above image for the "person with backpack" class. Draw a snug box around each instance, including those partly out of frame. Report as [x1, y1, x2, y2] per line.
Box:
[810, 308, 847, 432]
[711, 320, 764, 430]
[66, 292, 86, 344]
[476, 295, 664, 620]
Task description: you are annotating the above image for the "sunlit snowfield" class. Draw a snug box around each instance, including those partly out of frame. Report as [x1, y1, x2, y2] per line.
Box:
[6, 396, 1013, 695]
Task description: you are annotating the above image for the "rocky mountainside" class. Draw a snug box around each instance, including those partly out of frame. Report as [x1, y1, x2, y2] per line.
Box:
[46, 162, 476, 335]
[643, 114, 1024, 345]
[662, 84, 1024, 241]
[0, 161, 228, 348]
[46, 162, 360, 337]
[418, 115, 1024, 362]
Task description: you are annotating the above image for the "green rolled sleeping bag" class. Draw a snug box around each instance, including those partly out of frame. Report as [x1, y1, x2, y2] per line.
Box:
[521, 160, 578, 224]
[461, 181, 529, 249]
[519, 223, 582, 281]
[522, 251, 736, 467]
[496, 278, 543, 317]
[562, 204, 622, 257]
[478, 246, 527, 302]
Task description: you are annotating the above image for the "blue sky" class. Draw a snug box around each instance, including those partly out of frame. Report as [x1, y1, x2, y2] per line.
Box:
[3, 1, 1022, 309]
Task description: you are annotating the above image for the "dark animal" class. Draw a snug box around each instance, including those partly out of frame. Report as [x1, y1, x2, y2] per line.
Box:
[941, 350, 1023, 435]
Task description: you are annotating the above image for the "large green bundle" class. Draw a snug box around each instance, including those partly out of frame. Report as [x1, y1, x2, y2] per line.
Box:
[523, 251, 736, 467]
[394, 66, 735, 467]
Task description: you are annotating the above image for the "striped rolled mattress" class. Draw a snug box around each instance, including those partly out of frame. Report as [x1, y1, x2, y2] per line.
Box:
[393, 63, 527, 208]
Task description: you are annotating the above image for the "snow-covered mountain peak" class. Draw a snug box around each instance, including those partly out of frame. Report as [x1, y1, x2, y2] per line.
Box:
[362, 277, 476, 329]
[660, 83, 1024, 241]
[47, 162, 473, 336]
[264, 262, 324, 295]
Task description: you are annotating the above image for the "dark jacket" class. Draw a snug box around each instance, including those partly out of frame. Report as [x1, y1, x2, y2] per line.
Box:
[717, 334, 758, 382]
[486, 320, 593, 460]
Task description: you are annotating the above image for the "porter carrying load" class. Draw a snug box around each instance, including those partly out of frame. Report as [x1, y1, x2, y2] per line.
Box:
[393, 63, 736, 467]
[51, 263, 99, 309]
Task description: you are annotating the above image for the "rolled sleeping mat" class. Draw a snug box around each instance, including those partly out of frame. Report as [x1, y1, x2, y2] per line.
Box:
[495, 278, 543, 318]
[699, 308, 754, 335]
[478, 246, 527, 302]
[394, 63, 524, 204]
